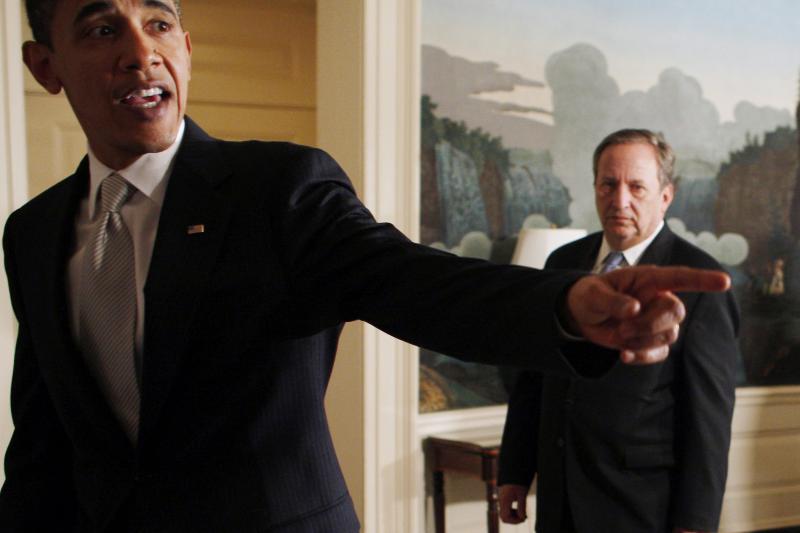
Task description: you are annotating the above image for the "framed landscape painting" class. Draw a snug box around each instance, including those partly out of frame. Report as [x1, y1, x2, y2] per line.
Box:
[419, 0, 800, 412]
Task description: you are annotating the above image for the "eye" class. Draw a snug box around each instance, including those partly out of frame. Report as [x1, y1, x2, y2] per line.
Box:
[150, 20, 173, 33]
[597, 179, 615, 195]
[86, 24, 116, 38]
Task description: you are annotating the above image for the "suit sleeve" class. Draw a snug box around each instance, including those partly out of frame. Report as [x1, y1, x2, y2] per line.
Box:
[1, 216, 78, 531]
[269, 146, 587, 375]
[671, 290, 739, 531]
[498, 371, 542, 487]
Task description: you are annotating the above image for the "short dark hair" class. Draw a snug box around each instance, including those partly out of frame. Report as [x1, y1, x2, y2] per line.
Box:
[25, 0, 183, 48]
[25, 0, 56, 47]
[592, 128, 675, 188]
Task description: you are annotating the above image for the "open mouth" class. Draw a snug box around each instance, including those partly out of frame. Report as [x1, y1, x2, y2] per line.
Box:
[115, 87, 170, 109]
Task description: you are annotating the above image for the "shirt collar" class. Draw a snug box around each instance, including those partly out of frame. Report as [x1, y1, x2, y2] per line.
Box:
[87, 119, 185, 219]
[594, 220, 665, 271]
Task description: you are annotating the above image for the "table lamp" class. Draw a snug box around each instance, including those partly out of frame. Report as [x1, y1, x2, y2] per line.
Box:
[511, 228, 587, 269]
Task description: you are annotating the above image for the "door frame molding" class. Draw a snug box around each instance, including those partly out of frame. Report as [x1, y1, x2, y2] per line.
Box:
[0, 0, 30, 483]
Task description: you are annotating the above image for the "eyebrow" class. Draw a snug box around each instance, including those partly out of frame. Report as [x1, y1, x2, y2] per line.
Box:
[73, 0, 178, 26]
[73, 1, 113, 26]
[144, 0, 179, 19]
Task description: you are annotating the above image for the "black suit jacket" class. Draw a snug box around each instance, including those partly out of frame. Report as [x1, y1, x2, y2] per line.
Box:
[2, 119, 593, 532]
[499, 226, 739, 533]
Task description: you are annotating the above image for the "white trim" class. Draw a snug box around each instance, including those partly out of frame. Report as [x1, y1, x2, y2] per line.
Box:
[735, 384, 800, 400]
[1, 0, 28, 210]
[0, 0, 29, 484]
[417, 405, 507, 439]
[360, 1, 422, 531]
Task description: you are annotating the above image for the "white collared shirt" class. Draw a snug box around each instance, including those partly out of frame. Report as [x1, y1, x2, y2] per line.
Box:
[592, 220, 665, 273]
[68, 120, 186, 361]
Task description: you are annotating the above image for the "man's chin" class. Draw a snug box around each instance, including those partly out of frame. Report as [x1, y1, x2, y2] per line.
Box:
[116, 111, 182, 152]
[127, 129, 179, 155]
[140, 137, 177, 154]
[604, 224, 634, 237]
[92, 132, 179, 168]
[603, 227, 638, 248]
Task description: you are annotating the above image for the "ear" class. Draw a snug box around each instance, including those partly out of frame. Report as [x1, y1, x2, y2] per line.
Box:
[184, 31, 192, 79]
[660, 183, 674, 213]
[22, 41, 63, 95]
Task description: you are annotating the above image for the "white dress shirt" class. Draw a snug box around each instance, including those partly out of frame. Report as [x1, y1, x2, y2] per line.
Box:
[68, 120, 186, 364]
[592, 220, 665, 273]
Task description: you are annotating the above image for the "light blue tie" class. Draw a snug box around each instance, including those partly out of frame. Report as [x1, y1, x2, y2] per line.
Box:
[600, 251, 626, 273]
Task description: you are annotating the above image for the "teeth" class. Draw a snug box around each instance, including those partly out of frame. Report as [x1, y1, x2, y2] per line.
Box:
[118, 87, 164, 104]
[130, 87, 162, 98]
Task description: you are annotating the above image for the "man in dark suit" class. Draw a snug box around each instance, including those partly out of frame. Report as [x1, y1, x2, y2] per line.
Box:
[2, 2, 729, 532]
[498, 129, 739, 533]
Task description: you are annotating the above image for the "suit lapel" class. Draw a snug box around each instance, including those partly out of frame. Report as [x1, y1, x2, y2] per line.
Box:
[554, 233, 602, 271]
[636, 224, 674, 266]
[140, 119, 234, 438]
[32, 161, 85, 367]
[578, 234, 603, 271]
[24, 160, 136, 459]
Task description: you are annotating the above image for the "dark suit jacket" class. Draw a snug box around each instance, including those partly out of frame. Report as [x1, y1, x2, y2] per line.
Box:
[499, 226, 739, 533]
[1, 119, 592, 533]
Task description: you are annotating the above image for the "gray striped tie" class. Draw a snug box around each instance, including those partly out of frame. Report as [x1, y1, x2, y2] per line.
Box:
[79, 173, 140, 442]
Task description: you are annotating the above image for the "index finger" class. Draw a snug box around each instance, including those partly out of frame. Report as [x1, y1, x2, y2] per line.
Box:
[648, 266, 730, 291]
[625, 266, 730, 298]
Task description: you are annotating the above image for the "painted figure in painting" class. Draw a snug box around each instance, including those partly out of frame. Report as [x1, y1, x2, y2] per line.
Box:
[498, 130, 739, 533]
[768, 258, 785, 296]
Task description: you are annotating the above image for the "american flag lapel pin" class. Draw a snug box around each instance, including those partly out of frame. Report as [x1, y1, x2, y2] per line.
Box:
[187, 224, 205, 235]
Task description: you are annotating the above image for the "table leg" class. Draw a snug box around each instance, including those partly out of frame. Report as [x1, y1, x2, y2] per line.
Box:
[486, 479, 499, 533]
[433, 470, 445, 533]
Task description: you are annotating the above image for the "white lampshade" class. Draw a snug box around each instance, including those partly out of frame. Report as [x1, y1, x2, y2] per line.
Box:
[511, 228, 587, 269]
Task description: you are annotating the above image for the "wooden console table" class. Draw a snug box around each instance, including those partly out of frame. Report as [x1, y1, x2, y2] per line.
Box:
[424, 434, 502, 533]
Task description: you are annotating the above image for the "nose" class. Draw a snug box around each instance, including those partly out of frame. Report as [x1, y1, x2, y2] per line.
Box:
[611, 183, 631, 208]
[118, 26, 161, 73]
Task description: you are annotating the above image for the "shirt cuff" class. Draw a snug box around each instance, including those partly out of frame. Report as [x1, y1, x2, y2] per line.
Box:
[555, 313, 584, 341]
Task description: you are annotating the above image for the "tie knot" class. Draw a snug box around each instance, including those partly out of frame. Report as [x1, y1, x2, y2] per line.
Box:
[601, 251, 626, 273]
[100, 173, 133, 214]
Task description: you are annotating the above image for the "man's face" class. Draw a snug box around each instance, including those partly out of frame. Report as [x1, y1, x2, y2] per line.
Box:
[594, 142, 674, 251]
[24, 0, 191, 169]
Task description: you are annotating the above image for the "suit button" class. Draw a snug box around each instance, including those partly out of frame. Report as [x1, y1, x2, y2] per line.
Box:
[556, 437, 565, 448]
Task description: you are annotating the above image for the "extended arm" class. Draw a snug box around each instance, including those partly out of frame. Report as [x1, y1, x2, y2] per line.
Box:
[268, 146, 729, 373]
[270, 146, 585, 375]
